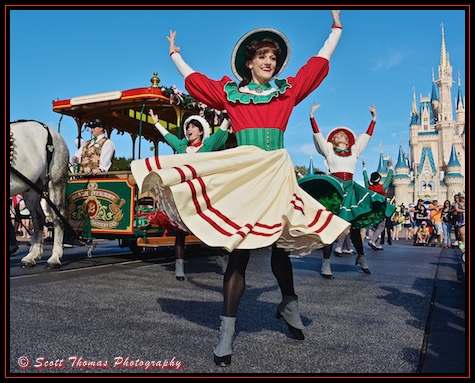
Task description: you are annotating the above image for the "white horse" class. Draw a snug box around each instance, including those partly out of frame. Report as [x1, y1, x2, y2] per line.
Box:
[10, 120, 70, 268]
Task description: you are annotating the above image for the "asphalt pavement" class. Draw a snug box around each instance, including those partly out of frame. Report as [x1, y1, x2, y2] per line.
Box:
[8, 237, 467, 377]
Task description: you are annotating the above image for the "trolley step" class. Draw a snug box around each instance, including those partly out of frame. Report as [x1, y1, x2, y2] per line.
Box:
[137, 235, 202, 248]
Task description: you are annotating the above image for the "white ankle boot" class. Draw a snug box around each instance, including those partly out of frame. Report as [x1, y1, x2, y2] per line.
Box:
[355, 254, 371, 274]
[213, 316, 236, 366]
[321, 258, 333, 278]
[175, 259, 185, 280]
[276, 295, 305, 340]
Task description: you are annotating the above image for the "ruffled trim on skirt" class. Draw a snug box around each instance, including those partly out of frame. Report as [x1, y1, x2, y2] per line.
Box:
[299, 174, 396, 229]
[131, 146, 350, 255]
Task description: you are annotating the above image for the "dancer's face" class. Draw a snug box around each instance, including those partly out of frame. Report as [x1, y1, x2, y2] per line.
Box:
[249, 49, 277, 85]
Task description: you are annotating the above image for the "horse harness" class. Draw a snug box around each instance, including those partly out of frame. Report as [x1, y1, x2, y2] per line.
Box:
[10, 120, 87, 246]
[10, 119, 54, 199]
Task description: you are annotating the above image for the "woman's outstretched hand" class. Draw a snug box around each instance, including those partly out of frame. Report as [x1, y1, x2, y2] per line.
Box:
[149, 109, 159, 124]
[167, 30, 180, 55]
[331, 10, 341, 27]
[369, 103, 377, 120]
[310, 102, 321, 118]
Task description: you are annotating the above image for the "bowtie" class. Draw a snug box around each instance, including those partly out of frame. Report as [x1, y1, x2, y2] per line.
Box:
[335, 148, 349, 153]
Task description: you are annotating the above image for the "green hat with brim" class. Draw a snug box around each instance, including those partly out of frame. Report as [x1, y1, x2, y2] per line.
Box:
[231, 27, 291, 82]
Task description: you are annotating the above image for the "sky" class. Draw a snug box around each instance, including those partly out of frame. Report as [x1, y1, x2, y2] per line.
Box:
[7, 6, 467, 184]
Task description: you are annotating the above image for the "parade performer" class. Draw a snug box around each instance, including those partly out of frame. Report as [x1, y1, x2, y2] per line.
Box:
[131, 10, 350, 367]
[299, 102, 394, 278]
[148, 109, 229, 280]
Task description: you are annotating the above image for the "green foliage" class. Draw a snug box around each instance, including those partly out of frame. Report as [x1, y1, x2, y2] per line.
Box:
[295, 165, 308, 177]
[295, 165, 327, 177]
[110, 156, 132, 171]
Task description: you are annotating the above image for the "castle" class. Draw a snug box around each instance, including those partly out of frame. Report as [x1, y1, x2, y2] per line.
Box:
[378, 24, 465, 207]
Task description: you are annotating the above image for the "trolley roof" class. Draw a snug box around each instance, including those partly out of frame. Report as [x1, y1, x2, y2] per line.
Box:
[52, 72, 209, 151]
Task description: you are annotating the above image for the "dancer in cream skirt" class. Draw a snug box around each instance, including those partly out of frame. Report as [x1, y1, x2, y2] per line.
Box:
[132, 10, 349, 367]
[133, 144, 349, 255]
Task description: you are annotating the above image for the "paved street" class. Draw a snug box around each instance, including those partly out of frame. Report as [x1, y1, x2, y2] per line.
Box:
[8, 238, 467, 376]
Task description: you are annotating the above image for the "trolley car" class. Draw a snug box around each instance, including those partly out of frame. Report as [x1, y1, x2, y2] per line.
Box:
[52, 72, 231, 255]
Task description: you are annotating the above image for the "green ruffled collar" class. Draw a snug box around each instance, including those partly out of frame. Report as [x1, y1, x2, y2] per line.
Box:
[224, 78, 291, 104]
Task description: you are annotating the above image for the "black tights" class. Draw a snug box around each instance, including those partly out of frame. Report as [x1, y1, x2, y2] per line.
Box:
[349, 227, 364, 255]
[174, 232, 186, 260]
[222, 245, 295, 317]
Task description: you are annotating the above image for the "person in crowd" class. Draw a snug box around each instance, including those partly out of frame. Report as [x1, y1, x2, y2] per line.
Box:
[131, 10, 350, 367]
[451, 193, 464, 246]
[453, 194, 465, 254]
[299, 102, 393, 278]
[41, 198, 54, 243]
[428, 198, 443, 247]
[18, 195, 32, 239]
[72, 118, 115, 175]
[441, 199, 453, 248]
[399, 202, 406, 215]
[417, 221, 430, 243]
[10, 196, 20, 236]
[411, 199, 428, 245]
[12, 194, 23, 235]
[363, 158, 396, 251]
[380, 199, 394, 246]
[391, 210, 401, 241]
[402, 211, 413, 240]
[148, 109, 230, 280]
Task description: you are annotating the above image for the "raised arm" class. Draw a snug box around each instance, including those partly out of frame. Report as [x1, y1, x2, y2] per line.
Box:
[167, 30, 180, 55]
[310, 102, 329, 157]
[309, 103, 321, 133]
[150, 109, 171, 138]
[382, 157, 394, 190]
[317, 10, 342, 60]
[331, 10, 341, 28]
[218, 118, 230, 132]
[167, 30, 195, 78]
[366, 103, 377, 136]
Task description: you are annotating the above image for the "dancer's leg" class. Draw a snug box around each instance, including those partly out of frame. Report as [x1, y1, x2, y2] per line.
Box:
[272, 245, 304, 340]
[214, 249, 250, 366]
[222, 249, 250, 317]
[174, 232, 186, 280]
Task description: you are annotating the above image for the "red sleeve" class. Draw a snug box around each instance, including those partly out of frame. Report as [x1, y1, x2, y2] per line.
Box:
[310, 117, 319, 133]
[184, 72, 230, 111]
[287, 56, 330, 106]
[366, 120, 376, 136]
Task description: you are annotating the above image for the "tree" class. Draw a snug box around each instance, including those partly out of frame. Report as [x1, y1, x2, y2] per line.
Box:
[110, 156, 132, 171]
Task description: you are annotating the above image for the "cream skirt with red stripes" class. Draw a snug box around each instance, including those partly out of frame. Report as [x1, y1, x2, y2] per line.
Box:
[131, 146, 350, 255]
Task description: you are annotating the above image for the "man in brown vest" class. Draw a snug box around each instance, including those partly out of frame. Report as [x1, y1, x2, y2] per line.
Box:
[72, 118, 115, 175]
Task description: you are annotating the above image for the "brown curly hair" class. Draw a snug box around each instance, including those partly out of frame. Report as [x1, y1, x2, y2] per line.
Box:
[238, 38, 282, 88]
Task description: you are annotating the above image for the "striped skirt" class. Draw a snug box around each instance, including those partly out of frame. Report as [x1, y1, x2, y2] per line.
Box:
[131, 146, 351, 255]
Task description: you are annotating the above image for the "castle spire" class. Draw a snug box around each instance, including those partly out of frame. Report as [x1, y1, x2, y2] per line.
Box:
[447, 144, 461, 167]
[440, 22, 450, 71]
[395, 140, 409, 169]
[376, 143, 386, 173]
[456, 72, 464, 109]
[307, 154, 315, 175]
[412, 87, 418, 115]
